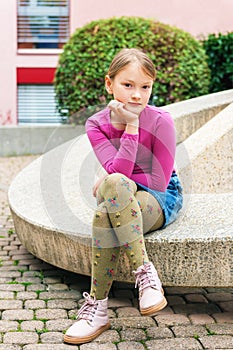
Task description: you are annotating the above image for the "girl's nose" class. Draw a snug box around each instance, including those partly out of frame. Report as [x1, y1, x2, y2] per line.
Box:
[132, 90, 141, 100]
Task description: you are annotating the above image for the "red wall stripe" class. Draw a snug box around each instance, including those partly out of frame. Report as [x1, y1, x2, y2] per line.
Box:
[17, 68, 56, 84]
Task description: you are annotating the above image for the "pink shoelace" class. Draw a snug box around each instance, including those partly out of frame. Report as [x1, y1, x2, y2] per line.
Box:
[77, 292, 98, 322]
[133, 264, 159, 294]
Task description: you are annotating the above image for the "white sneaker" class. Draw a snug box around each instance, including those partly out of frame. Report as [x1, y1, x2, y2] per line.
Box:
[64, 292, 110, 344]
[133, 262, 167, 316]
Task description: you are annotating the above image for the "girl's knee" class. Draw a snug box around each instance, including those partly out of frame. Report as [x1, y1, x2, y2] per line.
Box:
[104, 173, 125, 186]
[99, 173, 136, 197]
[135, 190, 164, 232]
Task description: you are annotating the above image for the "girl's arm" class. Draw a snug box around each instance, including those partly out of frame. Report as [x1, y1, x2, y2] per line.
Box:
[130, 112, 176, 192]
[86, 109, 176, 193]
[86, 117, 139, 178]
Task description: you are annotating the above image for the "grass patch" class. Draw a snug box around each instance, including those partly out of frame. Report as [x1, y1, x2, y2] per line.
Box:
[34, 271, 44, 280]
[18, 268, 28, 273]
[36, 328, 49, 335]
[69, 314, 77, 320]
[35, 290, 45, 296]
[206, 327, 216, 336]
[8, 229, 14, 236]
[20, 282, 33, 287]
[7, 281, 19, 284]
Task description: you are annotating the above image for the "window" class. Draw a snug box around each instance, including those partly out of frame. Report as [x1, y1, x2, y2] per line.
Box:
[18, 85, 65, 124]
[17, 0, 69, 49]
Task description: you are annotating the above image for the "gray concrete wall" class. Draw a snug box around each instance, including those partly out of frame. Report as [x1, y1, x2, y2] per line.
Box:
[0, 125, 85, 157]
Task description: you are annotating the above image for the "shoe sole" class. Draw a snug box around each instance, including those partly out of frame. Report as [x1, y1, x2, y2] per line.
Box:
[140, 296, 168, 316]
[63, 322, 111, 345]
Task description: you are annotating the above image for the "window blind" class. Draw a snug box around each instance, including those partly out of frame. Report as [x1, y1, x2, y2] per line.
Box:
[17, 0, 69, 48]
[18, 85, 65, 124]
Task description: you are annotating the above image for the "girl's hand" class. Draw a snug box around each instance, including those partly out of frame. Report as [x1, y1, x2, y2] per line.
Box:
[108, 100, 143, 127]
[93, 174, 108, 198]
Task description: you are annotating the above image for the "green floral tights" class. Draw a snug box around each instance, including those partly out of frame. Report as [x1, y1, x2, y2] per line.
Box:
[90, 173, 164, 299]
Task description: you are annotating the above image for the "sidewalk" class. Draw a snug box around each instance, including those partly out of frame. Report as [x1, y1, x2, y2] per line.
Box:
[0, 155, 232, 350]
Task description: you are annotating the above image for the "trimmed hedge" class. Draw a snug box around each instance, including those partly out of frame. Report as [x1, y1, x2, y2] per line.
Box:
[54, 16, 210, 124]
[203, 32, 233, 93]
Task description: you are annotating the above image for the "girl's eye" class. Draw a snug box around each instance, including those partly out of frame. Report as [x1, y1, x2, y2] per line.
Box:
[124, 83, 132, 88]
[143, 85, 150, 90]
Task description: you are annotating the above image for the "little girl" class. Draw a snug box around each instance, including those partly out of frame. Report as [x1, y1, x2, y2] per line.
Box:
[64, 48, 183, 345]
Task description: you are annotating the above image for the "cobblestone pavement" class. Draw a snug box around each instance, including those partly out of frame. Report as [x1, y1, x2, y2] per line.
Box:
[0, 155, 233, 350]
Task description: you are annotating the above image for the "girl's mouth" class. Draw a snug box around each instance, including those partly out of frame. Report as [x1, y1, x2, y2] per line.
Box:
[125, 103, 144, 114]
[127, 102, 142, 106]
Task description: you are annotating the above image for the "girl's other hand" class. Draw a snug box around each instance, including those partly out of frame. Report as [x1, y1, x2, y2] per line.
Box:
[93, 174, 108, 198]
[108, 100, 142, 127]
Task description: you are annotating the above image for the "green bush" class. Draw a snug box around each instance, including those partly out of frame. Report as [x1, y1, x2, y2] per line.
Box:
[54, 16, 210, 124]
[202, 32, 233, 93]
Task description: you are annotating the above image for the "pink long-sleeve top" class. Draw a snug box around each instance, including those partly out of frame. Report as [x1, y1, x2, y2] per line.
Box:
[85, 104, 176, 192]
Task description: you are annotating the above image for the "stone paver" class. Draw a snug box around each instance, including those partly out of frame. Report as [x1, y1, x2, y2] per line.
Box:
[24, 346, 78, 350]
[80, 343, 116, 350]
[189, 313, 216, 325]
[0, 155, 233, 349]
[146, 326, 174, 339]
[118, 341, 145, 350]
[3, 331, 39, 344]
[146, 338, 203, 349]
[120, 328, 147, 341]
[0, 346, 22, 350]
[199, 335, 233, 349]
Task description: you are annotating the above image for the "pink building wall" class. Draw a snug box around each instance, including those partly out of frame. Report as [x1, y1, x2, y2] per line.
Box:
[72, 0, 233, 38]
[0, 1, 17, 124]
[0, 0, 233, 125]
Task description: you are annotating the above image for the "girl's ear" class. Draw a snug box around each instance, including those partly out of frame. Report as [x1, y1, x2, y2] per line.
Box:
[105, 75, 113, 94]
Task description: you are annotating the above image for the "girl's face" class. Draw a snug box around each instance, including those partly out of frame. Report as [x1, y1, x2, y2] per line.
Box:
[105, 61, 154, 111]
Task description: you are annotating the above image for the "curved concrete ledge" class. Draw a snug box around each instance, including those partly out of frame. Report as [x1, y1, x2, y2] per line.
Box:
[164, 89, 233, 144]
[177, 101, 233, 194]
[8, 92, 233, 287]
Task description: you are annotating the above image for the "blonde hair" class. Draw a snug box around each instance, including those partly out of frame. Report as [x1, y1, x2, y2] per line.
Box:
[107, 48, 156, 81]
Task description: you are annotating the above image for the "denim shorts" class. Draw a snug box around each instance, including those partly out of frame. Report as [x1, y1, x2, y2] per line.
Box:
[137, 171, 183, 228]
